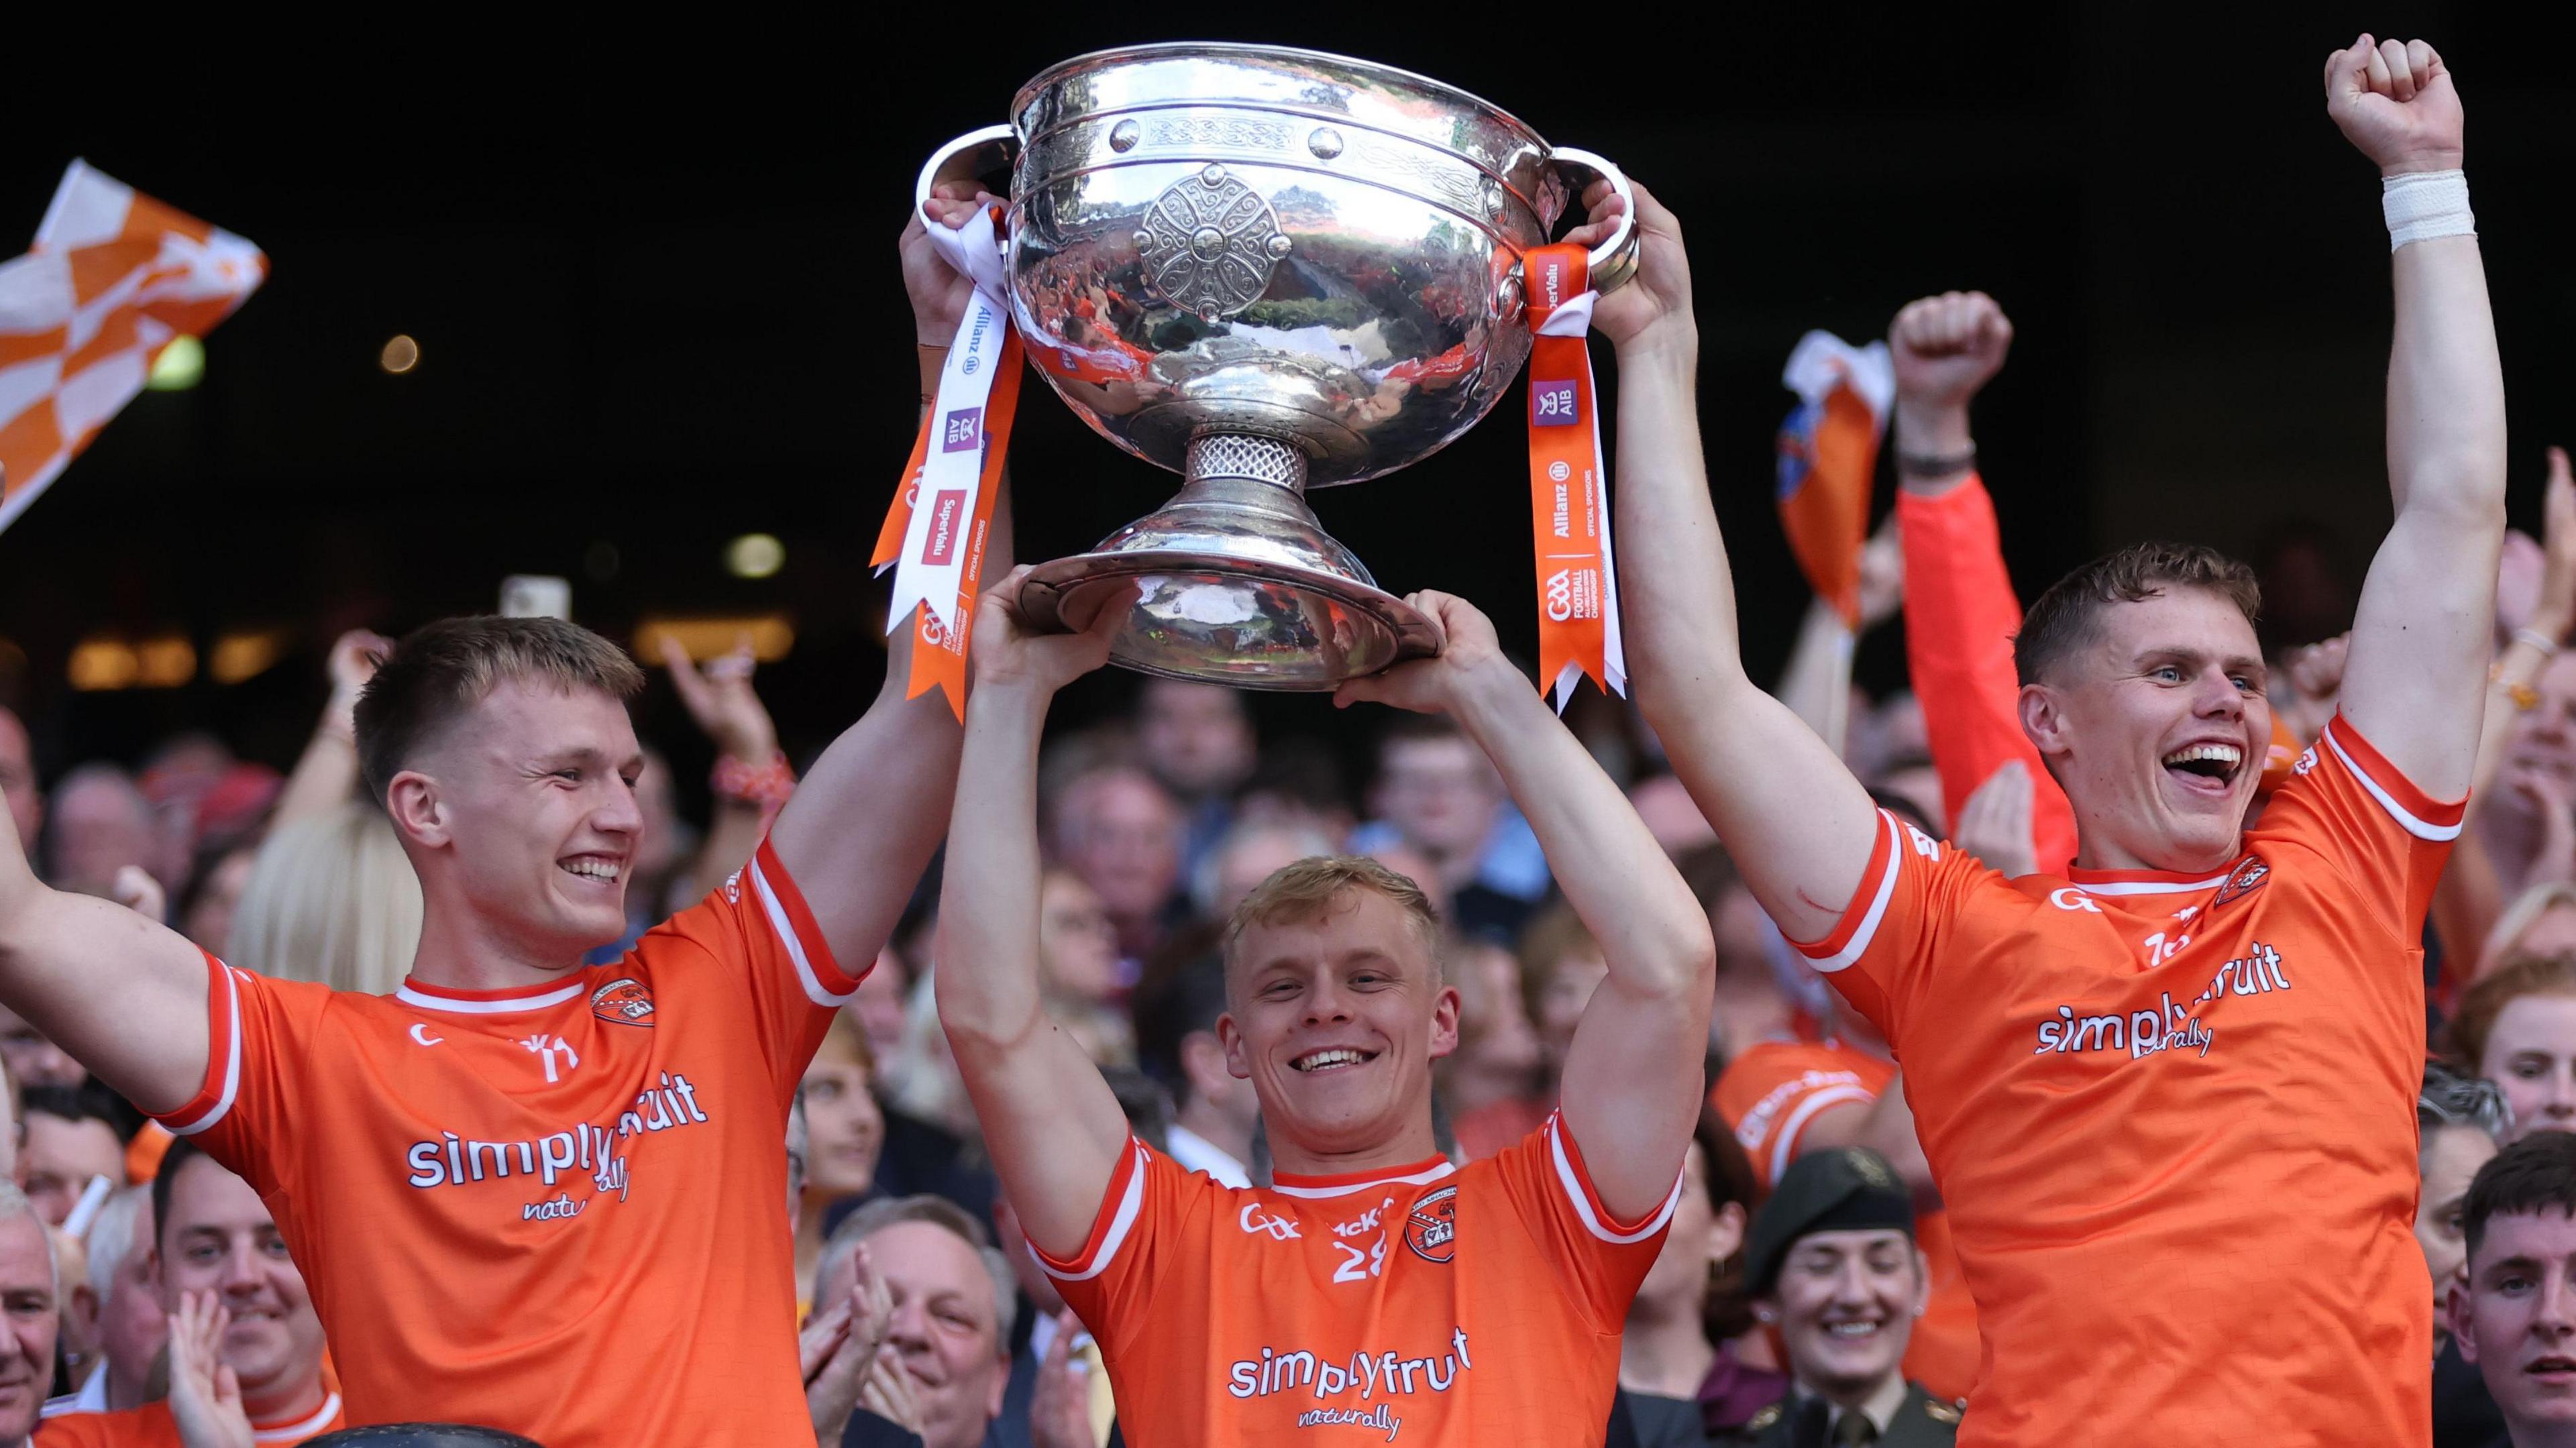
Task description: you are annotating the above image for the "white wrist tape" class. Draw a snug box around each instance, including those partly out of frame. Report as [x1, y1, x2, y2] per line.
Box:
[2382, 170, 2473, 252]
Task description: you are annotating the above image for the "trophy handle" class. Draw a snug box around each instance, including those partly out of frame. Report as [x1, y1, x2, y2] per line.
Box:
[914, 124, 1020, 215]
[1544, 148, 1640, 294]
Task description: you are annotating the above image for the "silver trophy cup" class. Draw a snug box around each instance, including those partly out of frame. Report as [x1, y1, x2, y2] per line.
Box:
[918, 43, 1639, 688]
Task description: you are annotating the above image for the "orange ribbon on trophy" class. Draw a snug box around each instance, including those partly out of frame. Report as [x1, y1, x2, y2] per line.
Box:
[1522, 242, 1625, 710]
[873, 205, 1022, 719]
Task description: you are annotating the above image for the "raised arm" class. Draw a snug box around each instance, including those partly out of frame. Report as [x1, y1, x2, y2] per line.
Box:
[0, 769, 209, 1113]
[269, 630, 388, 828]
[1576, 181, 1881, 942]
[2432, 450, 2576, 977]
[2324, 36, 2506, 797]
[1772, 521, 1902, 758]
[765, 192, 1014, 968]
[1885, 292, 2079, 875]
[1338, 594, 1714, 1220]
[660, 636, 790, 903]
[933, 570, 1134, 1259]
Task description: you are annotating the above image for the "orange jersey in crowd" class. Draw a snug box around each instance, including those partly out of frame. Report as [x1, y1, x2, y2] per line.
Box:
[151, 838, 857, 1448]
[1711, 1039, 1979, 1402]
[1792, 715, 2457, 1446]
[1038, 1112, 1678, 1446]
[37, 1392, 345, 1446]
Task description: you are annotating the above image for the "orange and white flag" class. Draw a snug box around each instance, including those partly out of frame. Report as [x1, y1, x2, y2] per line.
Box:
[1774, 331, 1892, 626]
[0, 161, 266, 535]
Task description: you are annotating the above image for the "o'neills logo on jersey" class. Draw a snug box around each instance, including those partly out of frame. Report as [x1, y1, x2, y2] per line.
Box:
[1230, 1328, 1473, 1433]
[401, 1072, 710, 1220]
[1404, 1185, 1457, 1264]
[590, 977, 654, 1027]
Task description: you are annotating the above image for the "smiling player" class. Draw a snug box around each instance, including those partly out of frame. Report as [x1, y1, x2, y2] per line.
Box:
[1601, 36, 2502, 1445]
[935, 575, 1714, 1445]
[0, 197, 998, 1448]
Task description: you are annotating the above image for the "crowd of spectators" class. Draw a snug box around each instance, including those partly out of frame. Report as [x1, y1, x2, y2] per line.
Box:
[0, 101, 2566, 1448]
[5, 416, 2571, 1445]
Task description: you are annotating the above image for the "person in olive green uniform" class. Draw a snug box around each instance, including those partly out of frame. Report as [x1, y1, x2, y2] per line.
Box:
[1729, 1149, 1962, 1447]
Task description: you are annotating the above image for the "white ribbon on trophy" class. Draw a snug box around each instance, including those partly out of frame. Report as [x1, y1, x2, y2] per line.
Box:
[885, 204, 1014, 640]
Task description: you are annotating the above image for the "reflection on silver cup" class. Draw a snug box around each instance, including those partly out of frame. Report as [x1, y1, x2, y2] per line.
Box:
[919, 43, 1637, 688]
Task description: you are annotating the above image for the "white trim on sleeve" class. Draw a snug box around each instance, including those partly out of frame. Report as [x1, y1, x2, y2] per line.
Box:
[1548, 1117, 1684, 1245]
[1035, 1143, 1148, 1283]
[749, 858, 857, 1008]
[2322, 726, 2463, 842]
[167, 964, 243, 1137]
[1809, 812, 1902, 974]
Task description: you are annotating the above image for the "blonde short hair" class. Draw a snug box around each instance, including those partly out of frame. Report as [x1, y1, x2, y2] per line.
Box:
[226, 799, 424, 994]
[1222, 855, 1442, 981]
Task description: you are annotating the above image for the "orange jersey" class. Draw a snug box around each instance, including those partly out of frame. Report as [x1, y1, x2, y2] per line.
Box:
[38, 1392, 345, 1446]
[1791, 715, 2457, 1446]
[1038, 1112, 1676, 1446]
[152, 839, 858, 1448]
[1710, 1040, 1978, 1403]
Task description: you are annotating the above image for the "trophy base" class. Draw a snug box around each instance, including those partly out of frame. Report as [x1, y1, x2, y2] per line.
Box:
[1018, 437, 1442, 690]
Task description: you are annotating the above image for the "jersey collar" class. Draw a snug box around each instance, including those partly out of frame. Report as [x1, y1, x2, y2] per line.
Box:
[396, 976, 586, 1015]
[1268, 1155, 1456, 1200]
[253, 1392, 341, 1441]
[2063, 858, 2243, 896]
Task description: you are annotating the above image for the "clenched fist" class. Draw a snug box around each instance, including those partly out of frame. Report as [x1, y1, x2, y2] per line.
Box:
[2324, 35, 2464, 176]
[1889, 292, 2013, 414]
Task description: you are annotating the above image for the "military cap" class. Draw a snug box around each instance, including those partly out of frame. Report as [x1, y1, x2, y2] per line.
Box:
[1744, 1146, 1913, 1296]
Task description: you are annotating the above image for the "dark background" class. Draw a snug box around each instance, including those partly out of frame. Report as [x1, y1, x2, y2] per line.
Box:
[1, 8, 2568, 795]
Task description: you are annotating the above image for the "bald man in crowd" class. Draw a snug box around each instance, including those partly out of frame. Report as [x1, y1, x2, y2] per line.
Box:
[41, 768, 154, 903]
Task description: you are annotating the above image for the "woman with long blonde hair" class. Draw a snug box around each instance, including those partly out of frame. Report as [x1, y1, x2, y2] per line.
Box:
[224, 799, 422, 995]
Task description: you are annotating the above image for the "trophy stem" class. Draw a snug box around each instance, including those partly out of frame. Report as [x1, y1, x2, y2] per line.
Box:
[1185, 434, 1309, 498]
[1016, 428, 1437, 688]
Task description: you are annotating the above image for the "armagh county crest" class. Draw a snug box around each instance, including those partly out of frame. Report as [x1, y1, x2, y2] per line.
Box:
[1405, 1185, 1458, 1264]
[2212, 856, 2271, 909]
[590, 977, 655, 1027]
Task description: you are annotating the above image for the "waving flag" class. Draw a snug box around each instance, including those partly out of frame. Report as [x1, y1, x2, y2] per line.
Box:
[0, 161, 266, 535]
[1774, 331, 1893, 626]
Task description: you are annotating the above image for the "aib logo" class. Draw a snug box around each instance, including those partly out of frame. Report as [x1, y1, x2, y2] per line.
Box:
[941, 407, 983, 453]
[1532, 380, 1578, 426]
